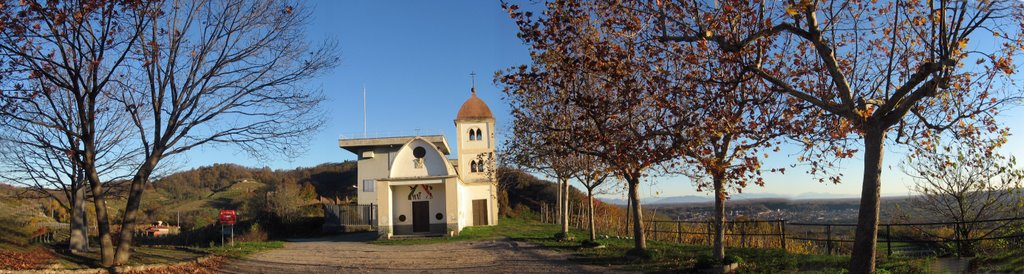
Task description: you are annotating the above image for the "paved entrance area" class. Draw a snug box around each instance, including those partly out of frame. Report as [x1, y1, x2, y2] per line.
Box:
[217, 233, 629, 273]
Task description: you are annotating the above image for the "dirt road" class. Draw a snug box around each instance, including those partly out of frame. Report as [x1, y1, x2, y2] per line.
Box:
[217, 233, 630, 273]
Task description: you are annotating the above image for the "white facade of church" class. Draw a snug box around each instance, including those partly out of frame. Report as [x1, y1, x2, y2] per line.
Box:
[338, 88, 498, 237]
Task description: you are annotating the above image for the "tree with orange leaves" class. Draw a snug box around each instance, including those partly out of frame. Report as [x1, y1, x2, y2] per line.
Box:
[637, 0, 1023, 272]
[656, 43, 802, 262]
[500, 0, 684, 255]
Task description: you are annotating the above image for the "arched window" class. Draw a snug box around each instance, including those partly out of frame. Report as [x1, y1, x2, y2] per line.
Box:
[475, 129, 482, 141]
[470, 160, 478, 172]
[468, 129, 476, 141]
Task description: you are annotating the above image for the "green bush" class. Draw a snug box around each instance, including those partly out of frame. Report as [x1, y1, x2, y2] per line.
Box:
[626, 248, 658, 260]
[580, 239, 603, 248]
[695, 255, 717, 269]
[724, 254, 744, 264]
[553, 232, 575, 241]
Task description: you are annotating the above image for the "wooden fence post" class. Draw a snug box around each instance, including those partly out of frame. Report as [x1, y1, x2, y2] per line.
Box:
[706, 221, 713, 245]
[950, 221, 958, 257]
[741, 222, 748, 248]
[677, 221, 683, 243]
[780, 220, 787, 253]
[826, 224, 833, 256]
[886, 224, 892, 257]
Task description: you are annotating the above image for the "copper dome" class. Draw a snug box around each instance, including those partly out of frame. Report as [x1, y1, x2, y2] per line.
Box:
[456, 88, 494, 120]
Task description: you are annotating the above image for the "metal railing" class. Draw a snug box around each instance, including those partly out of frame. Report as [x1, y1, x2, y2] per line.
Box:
[646, 219, 788, 251]
[643, 218, 1024, 257]
[323, 204, 378, 228]
[540, 204, 1024, 257]
[789, 217, 1024, 257]
[338, 129, 445, 140]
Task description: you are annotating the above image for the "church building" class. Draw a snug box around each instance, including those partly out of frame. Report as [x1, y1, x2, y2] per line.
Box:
[338, 87, 498, 237]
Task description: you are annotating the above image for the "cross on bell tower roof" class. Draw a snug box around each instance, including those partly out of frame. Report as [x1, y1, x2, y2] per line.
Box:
[470, 71, 477, 94]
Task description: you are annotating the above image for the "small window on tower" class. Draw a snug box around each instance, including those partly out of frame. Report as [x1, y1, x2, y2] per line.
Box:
[475, 129, 482, 141]
[470, 160, 478, 172]
[468, 129, 476, 141]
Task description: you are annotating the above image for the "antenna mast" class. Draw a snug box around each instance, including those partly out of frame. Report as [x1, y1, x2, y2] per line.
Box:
[363, 84, 367, 138]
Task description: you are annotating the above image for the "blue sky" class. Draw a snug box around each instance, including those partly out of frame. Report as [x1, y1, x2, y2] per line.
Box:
[179, 1, 1024, 199]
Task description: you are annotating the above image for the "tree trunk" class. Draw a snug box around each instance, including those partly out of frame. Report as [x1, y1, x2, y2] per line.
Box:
[561, 177, 569, 235]
[587, 188, 596, 241]
[557, 177, 563, 225]
[85, 168, 114, 267]
[68, 185, 88, 253]
[627, 175, 646, 251]
[113, 157, 158, 265]
[713, 173, 726, 261]
[849, 126, 885, 274]
[625, 188, 631, 235]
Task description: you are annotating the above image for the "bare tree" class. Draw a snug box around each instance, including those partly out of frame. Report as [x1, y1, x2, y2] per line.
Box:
[903, 133, 1023, 256]
[0, 0, 152, 265]
[0, 89, 138, 253]
[103, 0, 338, 264]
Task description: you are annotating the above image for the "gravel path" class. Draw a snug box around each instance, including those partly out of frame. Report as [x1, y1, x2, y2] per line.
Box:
[217, 233, 631, 273]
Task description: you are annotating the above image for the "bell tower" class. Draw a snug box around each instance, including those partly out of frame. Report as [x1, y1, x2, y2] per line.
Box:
[454, 86, 495, 182]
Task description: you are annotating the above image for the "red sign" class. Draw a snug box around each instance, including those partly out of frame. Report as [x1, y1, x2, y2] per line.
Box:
[219, 210, 237, 225]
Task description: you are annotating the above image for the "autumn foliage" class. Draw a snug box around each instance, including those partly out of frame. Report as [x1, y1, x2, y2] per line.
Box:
[503, 0, 1023, 272]
[0, 247, 55, 270]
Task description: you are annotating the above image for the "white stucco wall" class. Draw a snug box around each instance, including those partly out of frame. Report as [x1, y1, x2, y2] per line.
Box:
[357, 146, 399, 205]
[456, 119, 495, 184]
[375, 180, 394, 237]
[459, 183, 496, 226]
[389, 139, 455, 178]
[389, 183, 447, 227]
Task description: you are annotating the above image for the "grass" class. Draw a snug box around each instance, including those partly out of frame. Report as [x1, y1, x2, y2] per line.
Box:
[371, 217, 552, 245]
[201, 241, 285, 259]
[974, 248, 1024, 273]
[373, 217, 935, 273]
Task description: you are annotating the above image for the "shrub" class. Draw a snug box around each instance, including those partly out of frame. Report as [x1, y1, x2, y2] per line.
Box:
[554, 232, 575, 241]
[724, 254, 744, 265]
[580, 239, 603, 248]
[626, 248, 657, 260]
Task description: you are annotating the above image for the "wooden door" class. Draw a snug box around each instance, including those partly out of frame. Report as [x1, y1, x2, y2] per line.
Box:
[412, 201, 429, 232]
[472, 199, 488, 226]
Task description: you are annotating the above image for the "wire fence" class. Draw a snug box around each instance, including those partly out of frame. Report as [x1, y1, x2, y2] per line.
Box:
[29, 222, 70, 244]
[538, 202, 1024, 257]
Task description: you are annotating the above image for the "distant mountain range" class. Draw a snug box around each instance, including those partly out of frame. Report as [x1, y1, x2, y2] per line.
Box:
[598, 192, 863, 205]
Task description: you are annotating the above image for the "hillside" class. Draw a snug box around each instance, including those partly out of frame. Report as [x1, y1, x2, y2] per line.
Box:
[142, 162, 357, 230]
[496, 167, 631, 225]
[3, 163, 615, 239]
[0, 184, 57, 249]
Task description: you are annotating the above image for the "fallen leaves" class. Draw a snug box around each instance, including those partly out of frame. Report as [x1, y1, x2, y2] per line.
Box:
[121, 256, 226, 274]
[0, 246, 56, 270]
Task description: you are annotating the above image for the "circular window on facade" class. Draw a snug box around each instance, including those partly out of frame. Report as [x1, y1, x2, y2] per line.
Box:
[413, 147, 426, 158]
[435, 213, 443, 220]
[398, 215, 406, 222]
